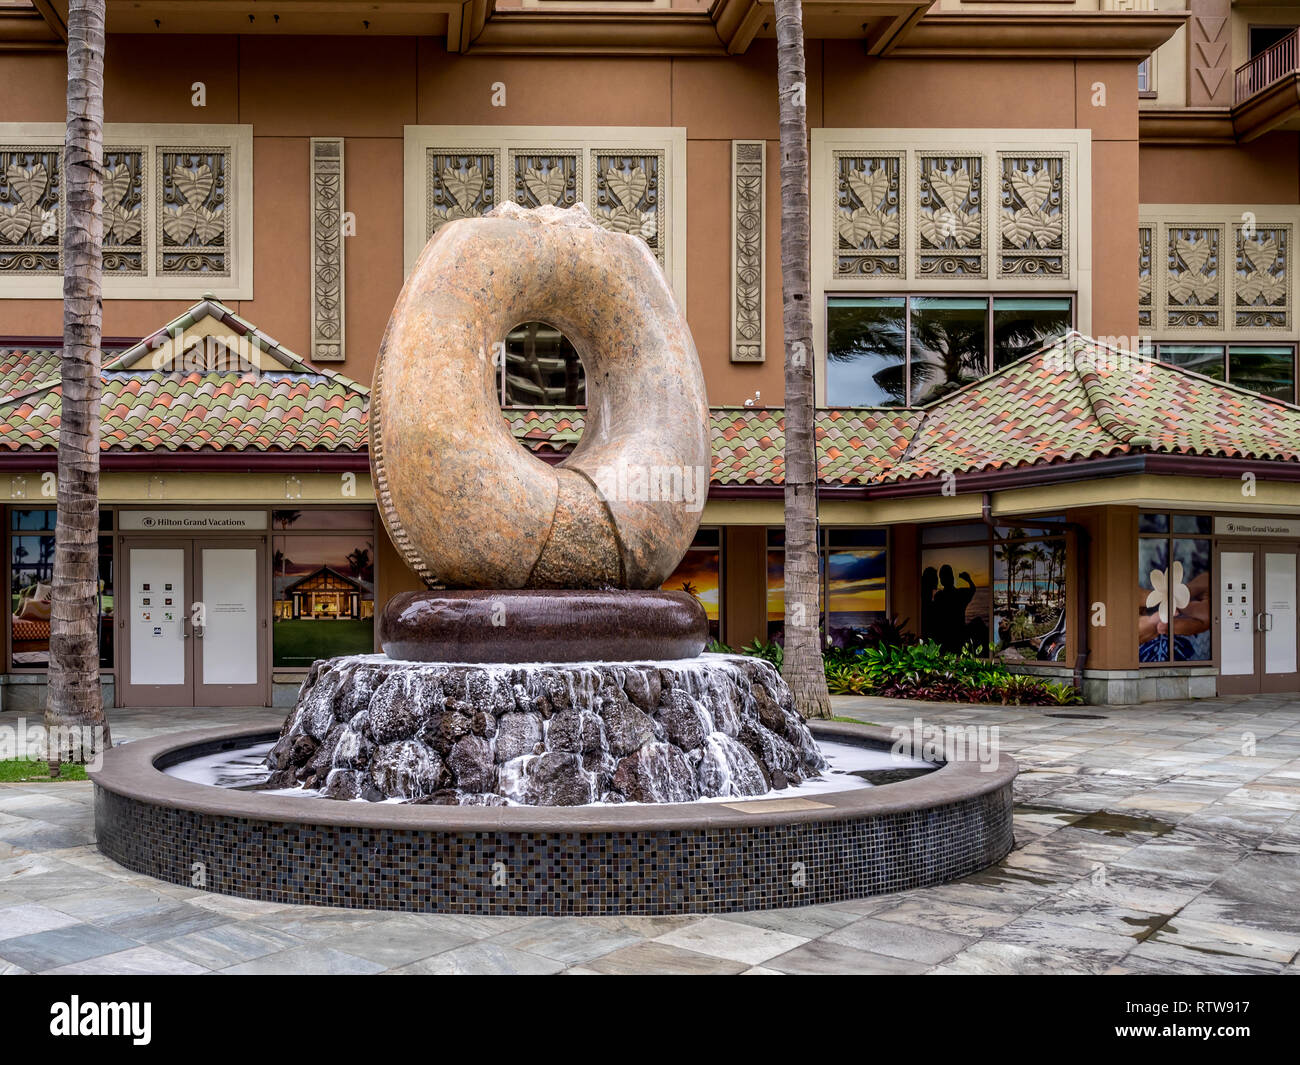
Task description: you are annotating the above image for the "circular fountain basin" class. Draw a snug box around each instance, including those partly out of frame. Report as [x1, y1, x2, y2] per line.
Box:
[92, 721, 1015, 916]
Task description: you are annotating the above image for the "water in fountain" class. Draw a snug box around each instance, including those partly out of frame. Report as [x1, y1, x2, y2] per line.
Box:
[266, 652, 828, 806]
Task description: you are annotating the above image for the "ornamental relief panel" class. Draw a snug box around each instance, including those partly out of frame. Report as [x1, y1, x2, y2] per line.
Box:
[1165, 225, 1222, 329]
[0, 148, 61, 274]
[998, 154, 1065, 278]
[731, 140, 765, 363]
[1141, 210, 1294, 336]
[819, 134, 1081, 291]
[918, 154, 985, 278]
[833, 152, 901, 278]
[103, 149, 145, 275]
[426, 151, 498, 237]
[0, 124, 251, 299]
[1138, 226, 1153, 330]
[1236, 225, 1290, 330]
[510, 151, 580, 210]
[593, 151, 663, 265]
[310, 138, 345, 363]
[158, 147, 230, 277]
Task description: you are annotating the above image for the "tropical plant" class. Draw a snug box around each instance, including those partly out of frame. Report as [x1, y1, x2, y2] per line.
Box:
[46, 0, 112, 769]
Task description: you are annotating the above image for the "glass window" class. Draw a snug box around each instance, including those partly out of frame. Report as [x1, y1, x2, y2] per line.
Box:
[1137, 57, 1152, 94]
[1139, 512, 1169, 534]
[993, 536, 1067, 662]
[272, 532, 376, 668]
[921, 522, 988, 545]
[660, 529, 722, 640]
[1158, 344, 1225, 379]
[992, 297, 1073, 369]
[825, 297, 907, 406]
[920, 543, 991, 653]
[825, 529, 887, 645]
[1137, 536, 1171, 662]
[271, 509, 374, 531]
[1172, 514, 1212, 534]
[1172, 537, 1212, 662]
[765, 527, 887, 643]
[909, 297, 988, 404]
[8, 509, 113, 669]
[498, 321, 585, 407]
[1228, 345, 1295, 403]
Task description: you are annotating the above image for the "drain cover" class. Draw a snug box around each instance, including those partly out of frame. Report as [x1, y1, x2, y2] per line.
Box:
[1044, 712, 1107, 720]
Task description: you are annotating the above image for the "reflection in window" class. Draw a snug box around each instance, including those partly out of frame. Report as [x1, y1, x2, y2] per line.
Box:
[993, 533, 1067, 662]
[1137, 516, 1212, 663]
[660, 528, 722, 640]
[1229, 345, 1295, 402]
[499, 321, 585, 407]
[272, 532, 376, 668]
[910, 297, 988, 404]
[9, 509, 113, 669]
[825, 297, 906, 406]
[993, 297, 1073, 369]
[920, 543, 990, 654]
[825, 295, 1072, 405]
[1155, 343, 1298, 403]
[765, 528, 887, 643]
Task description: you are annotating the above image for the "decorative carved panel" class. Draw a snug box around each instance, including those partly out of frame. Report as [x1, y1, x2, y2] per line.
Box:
[1165, 225, 1223, 329]
[1138, 225, 1153, 330]
[0, 147, 61, 274]
[310, 138, 345, 363]
[833, 152, 902, 278]
[1236, 224, 1290, 330]
[157, 147, 231, 277]
[917, 154, 985, 278]
[998, 154, 1065, 278]
[731, 140, 765, 363]
[510, 150, 580, 209]
[102, 148, 145, 275]
[426, 151, 497, 238]
[593, 150, 664, 265]
[1187, 1, 1232, 107]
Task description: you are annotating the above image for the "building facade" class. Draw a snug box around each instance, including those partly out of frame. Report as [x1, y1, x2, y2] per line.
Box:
[2, 0, 1300, 708]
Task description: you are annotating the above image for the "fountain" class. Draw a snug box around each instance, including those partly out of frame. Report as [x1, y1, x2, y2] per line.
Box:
[90, 203, 1016, 915]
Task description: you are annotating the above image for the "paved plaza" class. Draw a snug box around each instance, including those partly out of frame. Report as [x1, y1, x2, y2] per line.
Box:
[1, 695, 1298, 975]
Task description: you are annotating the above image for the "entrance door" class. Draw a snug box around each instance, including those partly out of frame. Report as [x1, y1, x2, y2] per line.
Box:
[119, 537, 268, 707]
[1216, 542, 1300, 694]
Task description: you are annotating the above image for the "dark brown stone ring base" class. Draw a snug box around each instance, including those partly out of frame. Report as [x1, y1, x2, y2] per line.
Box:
[379, 589, 709, 663]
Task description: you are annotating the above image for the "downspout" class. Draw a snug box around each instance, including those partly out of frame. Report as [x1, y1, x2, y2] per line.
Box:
[981, 491, 1090, 692]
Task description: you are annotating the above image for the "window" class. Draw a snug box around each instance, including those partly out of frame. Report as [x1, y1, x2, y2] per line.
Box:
[8, 508, 113, 669]
[1137, 56, 1156, 98]
[498, 322, 586, 407]
[660, 528, 722, 640]
[1250, 25, 1297, 59]
[0, 124, 253, 299]
[825, 295, 1073, 405]
[1138, 513, 1212, 663]
[272, 513, 376, 668]
[919, 519, 1068, 660]
[1155, 343, 1296, 403]
[765, 527, 887, 643]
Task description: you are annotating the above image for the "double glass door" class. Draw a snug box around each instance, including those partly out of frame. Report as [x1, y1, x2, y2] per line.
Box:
[118, 538, 268, 706]
[1217, 543, 1300, 694]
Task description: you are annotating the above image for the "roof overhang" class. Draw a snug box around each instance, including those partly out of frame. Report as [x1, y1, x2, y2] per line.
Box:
[0, 0, 64, 51]
[1231, 72, 1300, 143]
[889, 10, 1188, 60]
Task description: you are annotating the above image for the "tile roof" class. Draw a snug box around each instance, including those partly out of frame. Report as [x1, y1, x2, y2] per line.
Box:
[3, 330, 1298, 483]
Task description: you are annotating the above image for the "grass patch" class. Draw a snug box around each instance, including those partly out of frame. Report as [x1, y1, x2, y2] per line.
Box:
[0, 758, 88, 783]
[830, 716, 879, 725]
[273, 618, 374, 668]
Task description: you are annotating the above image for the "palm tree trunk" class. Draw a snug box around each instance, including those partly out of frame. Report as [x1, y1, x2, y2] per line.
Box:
[47, 0, 111, 769]
[774, 0, 831, 719]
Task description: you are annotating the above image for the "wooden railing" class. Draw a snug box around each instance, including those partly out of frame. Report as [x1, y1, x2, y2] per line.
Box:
[1235, 28, 1300, 104]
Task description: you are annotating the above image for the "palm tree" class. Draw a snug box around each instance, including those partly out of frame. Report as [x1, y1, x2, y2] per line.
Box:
[774, 0, 831, 719]
[46, 0, 111, 769]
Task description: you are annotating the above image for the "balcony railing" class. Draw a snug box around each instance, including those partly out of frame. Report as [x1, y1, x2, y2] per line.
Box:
[1235, 28, 1300, 104]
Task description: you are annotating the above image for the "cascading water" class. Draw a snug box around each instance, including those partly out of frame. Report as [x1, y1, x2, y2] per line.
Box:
[266, 653, 828, 806]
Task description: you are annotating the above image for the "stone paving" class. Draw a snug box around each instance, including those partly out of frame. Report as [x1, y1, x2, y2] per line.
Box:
[1, 695, 1298, 975]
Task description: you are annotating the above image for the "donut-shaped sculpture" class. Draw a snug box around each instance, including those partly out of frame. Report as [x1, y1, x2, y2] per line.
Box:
[370, 202, 710, 590]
